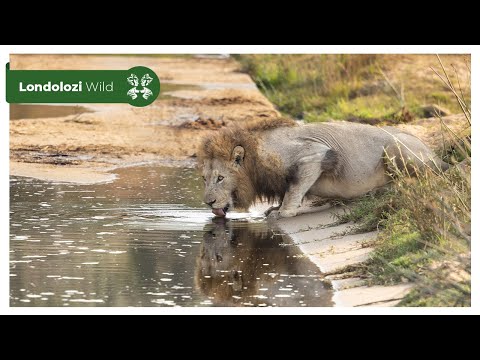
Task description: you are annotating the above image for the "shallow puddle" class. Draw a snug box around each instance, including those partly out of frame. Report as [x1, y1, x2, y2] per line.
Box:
[9, 83, 201, 120]
[10, 104, 93, 120]
[10, 166, 333, 307]
[158, 83, 202, 99]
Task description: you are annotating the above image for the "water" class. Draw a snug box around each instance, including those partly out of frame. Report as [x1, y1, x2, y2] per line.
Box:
[10, 166, 333, 307]
[10, 104, 93, 120]
[9, 83, 201, 121]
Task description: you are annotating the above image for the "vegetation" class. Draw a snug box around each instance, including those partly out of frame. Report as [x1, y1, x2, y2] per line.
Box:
[235, 54, 470, 123]
[340, 155, 470, 306]
[346, 59, 470, 306]
[238, 54, 471, 307]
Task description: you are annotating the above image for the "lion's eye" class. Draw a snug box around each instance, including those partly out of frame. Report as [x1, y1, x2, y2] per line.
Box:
[217, 176, 224, 183]
[202, 176, 206, 182]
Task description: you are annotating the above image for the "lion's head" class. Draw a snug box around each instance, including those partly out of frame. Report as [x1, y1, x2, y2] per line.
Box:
[198, 118, 297, 217]
[199, 143, 254, 217]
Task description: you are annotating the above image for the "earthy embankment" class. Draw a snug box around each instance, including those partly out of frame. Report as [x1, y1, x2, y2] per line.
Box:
[10, 55, 465, 306]
[10, 55, 279, 183]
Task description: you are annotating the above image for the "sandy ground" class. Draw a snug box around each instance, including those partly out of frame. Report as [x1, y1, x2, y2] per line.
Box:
[10, 55, 279, 182]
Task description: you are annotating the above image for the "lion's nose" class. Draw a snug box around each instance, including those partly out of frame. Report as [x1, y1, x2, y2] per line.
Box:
[206, 199, 216, 207]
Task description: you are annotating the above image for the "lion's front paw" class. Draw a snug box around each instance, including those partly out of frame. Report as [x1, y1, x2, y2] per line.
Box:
[278, 208, 298, 218]
[267, 210, 281, 220]
[265, 205, 281, 217]
[267, 208, 298, 219]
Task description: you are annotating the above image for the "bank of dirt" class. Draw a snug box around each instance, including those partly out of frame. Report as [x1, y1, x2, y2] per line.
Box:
[10, 55, 279, 182]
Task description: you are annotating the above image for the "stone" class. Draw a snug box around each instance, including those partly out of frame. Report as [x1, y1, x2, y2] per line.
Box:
[333, 284, 413, 307]
[330, 277, 365, 291]
[274, 204, 348, 234]
[419, 104, 451, 118]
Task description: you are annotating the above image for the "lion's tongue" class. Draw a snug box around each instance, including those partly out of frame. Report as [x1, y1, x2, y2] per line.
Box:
[212, 208, 226, 217]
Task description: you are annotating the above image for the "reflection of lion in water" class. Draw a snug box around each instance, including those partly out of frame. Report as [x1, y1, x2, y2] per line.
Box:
[195, 218, 331, 306]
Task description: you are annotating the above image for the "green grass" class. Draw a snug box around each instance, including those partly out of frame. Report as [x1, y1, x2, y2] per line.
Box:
[359, 208, 437, 285]
[399, 281, 471, 307]
[336, 189, 395, 233]
[235, 54, 469, 123]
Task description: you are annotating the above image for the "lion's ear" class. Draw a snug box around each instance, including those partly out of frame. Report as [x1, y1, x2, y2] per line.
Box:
[232, 146, 245, 167]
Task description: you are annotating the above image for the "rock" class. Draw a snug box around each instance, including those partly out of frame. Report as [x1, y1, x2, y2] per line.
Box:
[292, 230, 377, 273]
[333, 284, 413, 307]
[419, 104, 451, 118]
[273, 204, 413, 307]
[330, 277, 366, 291]
[274, 203, 347, 234]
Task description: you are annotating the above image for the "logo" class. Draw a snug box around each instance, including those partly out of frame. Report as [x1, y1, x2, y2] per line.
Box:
[124, 66, 160, 107]
[6, 63, 161, 107]
[127, 74, 153, 100]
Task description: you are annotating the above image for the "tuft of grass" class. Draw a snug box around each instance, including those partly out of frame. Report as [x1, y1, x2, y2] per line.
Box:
[399, 280, 471, 307]
[430, 91, 450, 104]
[337, 189, 396, 233]
[343, 158, 470, 306]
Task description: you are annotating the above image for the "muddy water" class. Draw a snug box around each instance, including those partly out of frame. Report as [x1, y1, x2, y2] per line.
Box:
[9, 83, 201, 121]
[10, 166, 333, 307]
[10, 104, 93, 120]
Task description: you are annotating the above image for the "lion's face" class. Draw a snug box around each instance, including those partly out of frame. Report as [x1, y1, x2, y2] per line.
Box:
[202, 159, 238, 217]
[201, 146, 245, 217]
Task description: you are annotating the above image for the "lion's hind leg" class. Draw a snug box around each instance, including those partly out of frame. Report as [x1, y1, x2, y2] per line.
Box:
[384, 133, 449, 175]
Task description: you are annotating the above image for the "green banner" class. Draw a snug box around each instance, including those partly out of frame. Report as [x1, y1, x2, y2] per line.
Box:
[6, 63, 160, 107]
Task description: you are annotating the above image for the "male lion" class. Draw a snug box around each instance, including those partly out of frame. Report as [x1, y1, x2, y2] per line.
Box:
[198, 118, 448, 218]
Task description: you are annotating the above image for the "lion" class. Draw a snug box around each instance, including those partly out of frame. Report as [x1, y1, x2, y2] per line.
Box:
[198, 118, 449, 218]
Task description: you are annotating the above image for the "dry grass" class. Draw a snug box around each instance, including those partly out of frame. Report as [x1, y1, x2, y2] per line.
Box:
[236, 54, 470, 123]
